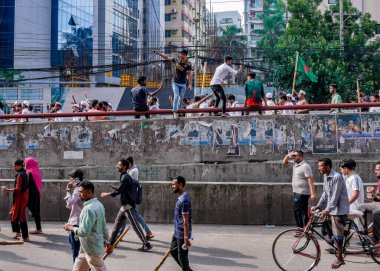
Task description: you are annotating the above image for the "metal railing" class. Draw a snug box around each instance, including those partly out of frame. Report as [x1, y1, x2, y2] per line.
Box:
[0, 102, 380, 120]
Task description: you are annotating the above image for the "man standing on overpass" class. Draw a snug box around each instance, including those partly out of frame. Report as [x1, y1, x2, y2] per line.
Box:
[283, 151, 316, 230]
[210, 56, 242, 117]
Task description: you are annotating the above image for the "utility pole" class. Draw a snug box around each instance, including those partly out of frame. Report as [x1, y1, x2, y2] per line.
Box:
[339, 0, 344, 50]
[194, 0, 200, 95]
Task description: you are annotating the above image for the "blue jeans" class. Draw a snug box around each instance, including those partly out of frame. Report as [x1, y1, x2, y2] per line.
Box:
[172, 82, 187, 112]
[68, 231, 80, 263]
[118, 206, 151, 235]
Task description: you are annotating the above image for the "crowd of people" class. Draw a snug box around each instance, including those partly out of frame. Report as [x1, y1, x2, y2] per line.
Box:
[283, 151, 380, 269]
[1, 157, 192, 271]
[1, 50, 380, 123]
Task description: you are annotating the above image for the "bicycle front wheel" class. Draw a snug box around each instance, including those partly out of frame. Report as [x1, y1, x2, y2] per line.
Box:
[370, 245, 380, 265]
[272, 228, 320, 271]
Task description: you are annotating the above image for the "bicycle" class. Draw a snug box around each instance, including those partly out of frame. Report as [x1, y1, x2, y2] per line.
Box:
[272, 208, 380, 271]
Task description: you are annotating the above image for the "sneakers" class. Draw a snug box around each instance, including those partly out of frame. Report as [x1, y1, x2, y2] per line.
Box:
[138, 242, 153, 252]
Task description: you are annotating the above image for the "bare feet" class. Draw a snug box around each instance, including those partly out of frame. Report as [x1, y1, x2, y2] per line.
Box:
[13, 233, 21, 239]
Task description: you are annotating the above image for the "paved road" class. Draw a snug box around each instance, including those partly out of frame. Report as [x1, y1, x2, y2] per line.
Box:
[0, 222, 378, 271]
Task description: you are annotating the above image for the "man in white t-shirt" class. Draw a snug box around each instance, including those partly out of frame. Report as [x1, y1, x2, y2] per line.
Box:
[226, 94, 241, 116]
[264, 93, 276, 115]
[21, 100, 32, 122]
[340, 159, 364, 230]
[210, 56, 242, 117]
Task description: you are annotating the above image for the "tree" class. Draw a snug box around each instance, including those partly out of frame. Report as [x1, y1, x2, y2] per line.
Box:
[0, 69, 25, 87]
[217, 25, 248, 61]
[266, 0, 380, 103]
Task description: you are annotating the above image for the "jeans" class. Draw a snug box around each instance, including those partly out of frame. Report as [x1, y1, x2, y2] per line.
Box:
[117, 206, 151, 236]
[293, 193, 310, 228]
[172, 82, 187, 112]
[69, 231, 81, 263]
[170, 236, 191, 271]
[110, 206, 149, 246]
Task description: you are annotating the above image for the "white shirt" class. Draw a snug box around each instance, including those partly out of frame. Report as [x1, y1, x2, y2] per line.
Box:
[128, 165, 139, 180]
[149, 104, 160, 118]
[345, 174, 364, 211]
[265, 100, 276, 115]
[54, 109, 63, 122]
[228, 101, 241, 116]
[0, 109, 4, 122]
[369, 107, 380, 113]
[281, 101, 295, 115]
[21, 108, 32, 122]
[210, 63, 237, 85]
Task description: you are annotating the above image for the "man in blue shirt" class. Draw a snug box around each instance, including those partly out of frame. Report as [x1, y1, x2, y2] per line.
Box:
[170, 176, 192, 271]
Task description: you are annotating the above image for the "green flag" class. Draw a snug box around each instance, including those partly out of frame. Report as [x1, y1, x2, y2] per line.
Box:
[297, 55, 318, 83]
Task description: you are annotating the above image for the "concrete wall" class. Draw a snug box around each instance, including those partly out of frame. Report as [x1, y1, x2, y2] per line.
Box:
[1, 113, 380, 224]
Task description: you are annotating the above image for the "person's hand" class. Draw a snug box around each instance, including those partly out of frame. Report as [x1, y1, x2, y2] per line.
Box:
[111, 185, 117, 190]
[188, 85, 193, 91]
[310, 193, 317, 202]
[322, 209, 330, 217]
[67, 180, 74, 190]
[168, 95, 173, 102]
[1, 186, 7, 192]
[159, 83, 164, 89]
[153, 50, 158, 54]
[100, 192, 109, 198]
[63, 224, 74, 232]
[106, 244, 114, 255]
[184, 237, 191, 248]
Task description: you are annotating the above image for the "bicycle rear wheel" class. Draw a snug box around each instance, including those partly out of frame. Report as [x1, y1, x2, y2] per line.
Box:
[370, 245, 380, 264]
[272, 228, 320, 271]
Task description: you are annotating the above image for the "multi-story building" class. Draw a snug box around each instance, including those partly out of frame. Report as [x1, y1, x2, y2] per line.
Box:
[319, 0, 380, 35]
[244, 0, 264, 49]
[163, 0, 208, 85]
[0, 0, 164, 87]
[215, 11, 242, 36]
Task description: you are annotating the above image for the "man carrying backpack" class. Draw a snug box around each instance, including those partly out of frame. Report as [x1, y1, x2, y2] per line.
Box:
[101, 158, 152, 252]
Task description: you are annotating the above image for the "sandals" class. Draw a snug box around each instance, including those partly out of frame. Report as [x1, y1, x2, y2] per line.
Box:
[331, 259, 345, 269]
[13, 233, 21, 239]
[30, 230, 43, 234]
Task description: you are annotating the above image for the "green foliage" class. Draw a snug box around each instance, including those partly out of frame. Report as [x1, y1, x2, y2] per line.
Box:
[0, 69, 25, 87]
[257, 0, 380, 103]
[217, 25, 248, 60]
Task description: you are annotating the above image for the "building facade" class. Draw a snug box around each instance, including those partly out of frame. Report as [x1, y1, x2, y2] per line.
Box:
[244, 0, 264, 48]
[215, 11, 242, 36]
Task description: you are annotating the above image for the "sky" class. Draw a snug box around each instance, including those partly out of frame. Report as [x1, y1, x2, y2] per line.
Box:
[207, 0, 245, 17]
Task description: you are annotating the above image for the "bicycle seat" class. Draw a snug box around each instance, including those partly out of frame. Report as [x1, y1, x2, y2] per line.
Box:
[347, 209, 364, 220]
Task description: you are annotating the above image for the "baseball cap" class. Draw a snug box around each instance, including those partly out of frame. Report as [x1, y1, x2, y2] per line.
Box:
[23, 100, 30, 107]
[266, 93, 273, 99]
[299, 90, 306, 96]
[286, 94, 293, 98]
[178, 48, 188, 55]
[68, 169, 84, 179]
[72, 104, 79, 108]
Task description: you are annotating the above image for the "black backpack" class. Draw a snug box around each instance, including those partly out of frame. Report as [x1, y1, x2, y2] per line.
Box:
[129, 178, 143, 205]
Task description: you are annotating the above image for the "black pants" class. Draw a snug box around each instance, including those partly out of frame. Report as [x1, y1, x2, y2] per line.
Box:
[293, 193, 310, 228]
[170, 236, 191, 271]
[28, 193, 42, 231]
[211, 84, 226, 113]
[110, 207, 149, 246]
[134, 114, 150, 119]
[11, 211, 28, 239]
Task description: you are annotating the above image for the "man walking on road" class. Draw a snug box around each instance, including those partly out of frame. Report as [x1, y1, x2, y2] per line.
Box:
[316, 158, 349, 269]
[63, 181, 111, 271]
[170, 176, 193, 271]
[329, 84, 342, 113]
[101, 159, 152, 252]
[283, 151, 316, 230]
[210, 56, 242, 117]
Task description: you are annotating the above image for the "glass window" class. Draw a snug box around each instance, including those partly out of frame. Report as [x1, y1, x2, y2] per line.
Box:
[0, 89, 18, 100]
[165, 0, 171, 5]
[376, 24, 380, 35]
[20, 89, 44, 100]
[165, 30, 172, 37]
[165, 14, 171, 21]
[328, 0, 337, 4]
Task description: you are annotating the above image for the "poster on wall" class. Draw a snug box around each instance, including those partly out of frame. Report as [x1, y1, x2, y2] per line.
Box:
[361, 114, 380, 137]
[336, 114, 362, 139]
[311, 115, 337, 153]
[225, 123, 240, 156]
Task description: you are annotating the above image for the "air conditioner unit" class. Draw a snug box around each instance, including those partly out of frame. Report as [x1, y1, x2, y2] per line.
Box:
[172, 8, 177, 13]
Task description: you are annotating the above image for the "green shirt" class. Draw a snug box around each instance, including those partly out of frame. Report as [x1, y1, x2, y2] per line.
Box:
[74, 198, 109, 256]
[331, 93, 342, 112]
[244, 80, 264, 102]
